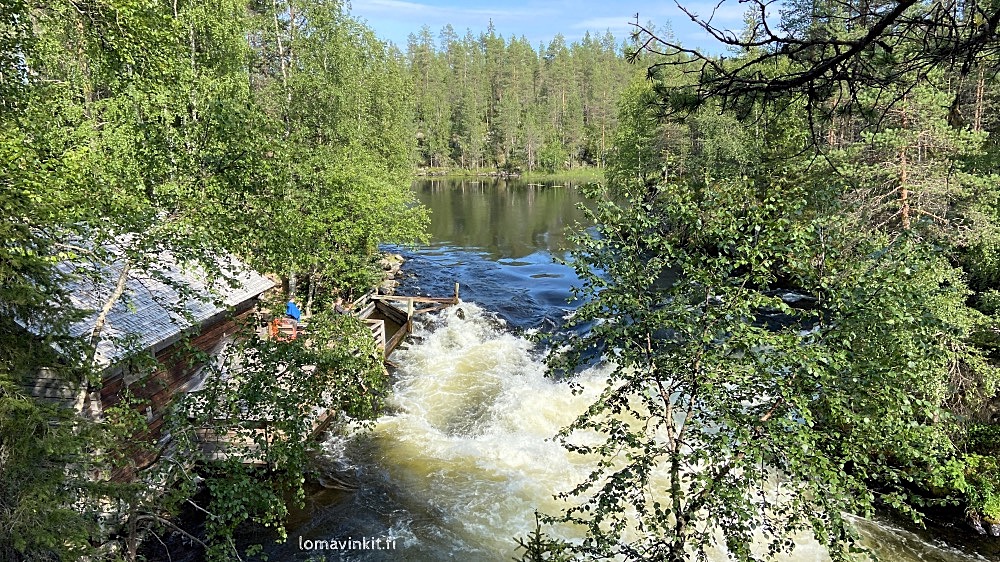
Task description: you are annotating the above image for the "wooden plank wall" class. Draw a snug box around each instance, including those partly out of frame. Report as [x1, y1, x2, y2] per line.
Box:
[104, 308, 255, 481]
[28, 368, 90, 412]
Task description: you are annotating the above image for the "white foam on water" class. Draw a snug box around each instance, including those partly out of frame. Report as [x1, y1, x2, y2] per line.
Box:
[373, 304, 606, 557]
[347, 303, 983, 562]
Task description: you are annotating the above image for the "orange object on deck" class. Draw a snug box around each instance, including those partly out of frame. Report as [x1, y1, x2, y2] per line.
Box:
[269, 318, 297, 341]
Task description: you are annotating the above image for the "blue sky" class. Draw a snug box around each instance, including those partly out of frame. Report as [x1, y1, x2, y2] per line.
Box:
[347, 0, 748, 52]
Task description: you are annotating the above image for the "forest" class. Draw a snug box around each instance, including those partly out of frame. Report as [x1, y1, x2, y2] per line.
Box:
[403, 24, 639, 172]
[1, 0, 422, 560]
[526, 1, 1000, 560]
[3, 0, 1000, 560]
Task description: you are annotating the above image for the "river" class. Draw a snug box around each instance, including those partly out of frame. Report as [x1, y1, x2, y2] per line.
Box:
[265, 178, 996, 561]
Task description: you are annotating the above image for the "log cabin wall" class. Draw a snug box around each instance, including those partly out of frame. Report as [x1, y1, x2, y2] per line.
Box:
[102, 301, 260, 481]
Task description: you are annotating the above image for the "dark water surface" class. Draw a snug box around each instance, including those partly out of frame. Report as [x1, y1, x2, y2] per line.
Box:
[389, 178, 593, 329]
[257, 178, 996, 562]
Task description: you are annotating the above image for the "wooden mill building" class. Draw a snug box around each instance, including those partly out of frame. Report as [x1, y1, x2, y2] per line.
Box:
[23, 250, 274, 480]
[21, 245, 461, 477]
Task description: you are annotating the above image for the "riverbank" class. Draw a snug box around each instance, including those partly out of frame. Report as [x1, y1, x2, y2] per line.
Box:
[415, 167, 603, 184]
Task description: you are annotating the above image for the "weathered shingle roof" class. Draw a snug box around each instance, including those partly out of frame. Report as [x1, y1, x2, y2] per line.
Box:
[48, 251, 274, 369]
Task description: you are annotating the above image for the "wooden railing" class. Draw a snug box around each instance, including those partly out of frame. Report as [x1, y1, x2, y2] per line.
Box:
[365, 318, 386, 350]
[369, 283, 460, 315]
[347, 283, 461, 357]
[384, 319, 411, 355]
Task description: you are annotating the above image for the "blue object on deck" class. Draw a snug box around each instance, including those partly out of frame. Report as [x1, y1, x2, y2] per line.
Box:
[286, 300, 301, 321]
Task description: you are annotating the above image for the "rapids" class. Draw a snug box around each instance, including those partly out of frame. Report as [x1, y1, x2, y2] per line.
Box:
[267, 303, 989, 561]
[263, 179, 994, 561]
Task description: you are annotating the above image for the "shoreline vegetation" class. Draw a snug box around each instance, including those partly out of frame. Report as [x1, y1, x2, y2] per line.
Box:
[415, 166, 604, 184]
[519, 6, 1000, 560]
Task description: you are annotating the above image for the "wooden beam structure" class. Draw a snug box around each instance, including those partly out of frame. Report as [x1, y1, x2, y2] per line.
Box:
[351, 283, 460, 358]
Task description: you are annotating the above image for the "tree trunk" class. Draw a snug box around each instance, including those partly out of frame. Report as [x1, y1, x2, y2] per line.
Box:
[900, 101, 911, 230]
[974, 66, 985, 133]
[601, 121, 606, 167]
[75, 18, 93, 108]
[288, 269, 297, 299]
[900, 146, 910, 230]
[305, 271, 317, 317]
[125, 509, 138, 562]
[88, 262, 132, 365]
[272, 0, 289, 91]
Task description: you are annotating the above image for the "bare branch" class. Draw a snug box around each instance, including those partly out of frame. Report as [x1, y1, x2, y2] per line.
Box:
[630, 0, 1000, 122]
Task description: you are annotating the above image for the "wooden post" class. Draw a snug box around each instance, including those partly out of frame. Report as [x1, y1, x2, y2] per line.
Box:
[454, 282, 460, 303]
[407, 298, 414, 319]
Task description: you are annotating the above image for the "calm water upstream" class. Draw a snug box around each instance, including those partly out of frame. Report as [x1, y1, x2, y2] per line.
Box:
[265, 178, 995, 561]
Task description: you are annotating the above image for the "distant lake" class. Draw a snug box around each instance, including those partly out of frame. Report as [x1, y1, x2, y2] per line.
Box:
[389, 177, 595, 329]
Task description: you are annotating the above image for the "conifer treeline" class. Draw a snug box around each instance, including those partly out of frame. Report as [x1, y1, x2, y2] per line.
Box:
[404, 24, 640, 172]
